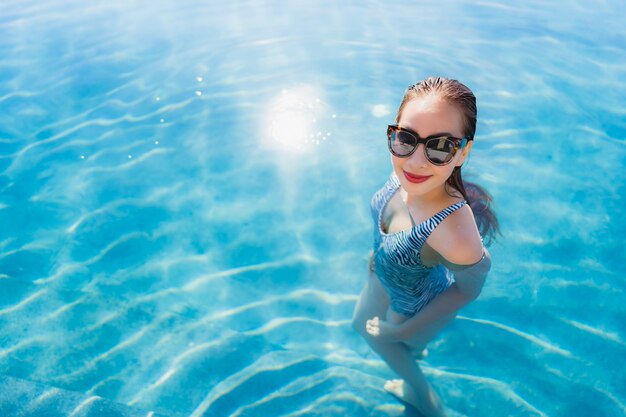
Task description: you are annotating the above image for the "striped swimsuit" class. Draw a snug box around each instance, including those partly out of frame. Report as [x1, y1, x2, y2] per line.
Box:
[370, 173, 467, 317]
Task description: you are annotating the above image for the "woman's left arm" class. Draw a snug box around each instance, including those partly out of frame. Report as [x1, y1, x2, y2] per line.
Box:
[366, 248, 491, 342]
[395, 248, 491, 340]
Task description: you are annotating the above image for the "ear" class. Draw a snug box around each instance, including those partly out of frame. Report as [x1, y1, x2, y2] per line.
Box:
[455, 140, 473, 167]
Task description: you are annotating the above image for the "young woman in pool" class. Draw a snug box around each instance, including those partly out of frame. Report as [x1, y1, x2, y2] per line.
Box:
[352, 76, 500, 416]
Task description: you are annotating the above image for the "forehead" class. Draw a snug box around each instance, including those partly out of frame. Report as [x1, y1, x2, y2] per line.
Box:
[398, 95, 464, 136]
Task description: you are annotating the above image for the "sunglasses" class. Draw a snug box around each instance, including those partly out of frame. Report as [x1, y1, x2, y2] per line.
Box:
[387, 124, 472, 165]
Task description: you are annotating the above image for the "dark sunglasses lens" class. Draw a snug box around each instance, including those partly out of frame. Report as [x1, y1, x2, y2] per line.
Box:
[388, 129, 416, 156]
[425, 137, 456, 164]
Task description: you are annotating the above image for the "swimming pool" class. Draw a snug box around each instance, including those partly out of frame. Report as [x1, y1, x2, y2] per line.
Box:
[0, 0, 624, 416]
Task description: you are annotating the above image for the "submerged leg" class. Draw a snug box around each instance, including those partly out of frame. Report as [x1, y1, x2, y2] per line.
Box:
[352, 271, 448, 417]
[382, 306, 433, 360]
[370, 337, 447, 416]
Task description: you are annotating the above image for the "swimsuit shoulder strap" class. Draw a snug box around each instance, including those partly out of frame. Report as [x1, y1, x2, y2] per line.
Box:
[419, 200, 467, 240]
[381, 172, 401, 206]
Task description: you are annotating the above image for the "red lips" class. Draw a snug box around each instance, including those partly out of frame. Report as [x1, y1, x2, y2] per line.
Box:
[405, 172, 429, 179]
[403, 170, 431, 183]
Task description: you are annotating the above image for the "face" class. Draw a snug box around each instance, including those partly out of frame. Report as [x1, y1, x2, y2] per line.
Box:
[392, 95, 473, 200]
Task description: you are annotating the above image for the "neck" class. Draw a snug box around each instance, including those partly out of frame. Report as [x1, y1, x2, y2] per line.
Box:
[402, 184, 450, 208]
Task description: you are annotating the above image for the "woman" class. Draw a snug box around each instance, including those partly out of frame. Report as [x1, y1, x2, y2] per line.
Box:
[352, 76, 500, 416]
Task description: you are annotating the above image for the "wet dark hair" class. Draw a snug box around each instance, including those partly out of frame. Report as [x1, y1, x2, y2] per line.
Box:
[395, 76, 501, 246]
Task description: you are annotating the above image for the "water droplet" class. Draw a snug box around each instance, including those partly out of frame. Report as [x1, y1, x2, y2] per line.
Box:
[331, 114, 336, 118]
[160, 118, 165, 123]
[155, 96, 161, 101]
[196, 76, 203, 82]
[155, 141, 159, 145]
[195, 91, 202, 96]
[80, 155, 85, 159]
[128, 155, 133, 159]
[327, 132, 331, 136]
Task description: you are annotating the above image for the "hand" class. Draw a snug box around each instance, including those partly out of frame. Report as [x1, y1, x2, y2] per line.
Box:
[365, 316, 401, 342]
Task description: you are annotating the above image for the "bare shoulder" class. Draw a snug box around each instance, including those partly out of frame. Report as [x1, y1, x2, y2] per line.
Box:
[427, 203, 485, 265]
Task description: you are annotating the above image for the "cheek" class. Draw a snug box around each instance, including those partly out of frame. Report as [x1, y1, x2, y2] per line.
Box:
[391, 155, 404, 169]
[439, 162, 455, 181]
[432, 164, 456, 180]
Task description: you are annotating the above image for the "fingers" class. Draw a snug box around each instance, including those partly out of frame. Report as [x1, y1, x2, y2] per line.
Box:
[366, 316, 380, 336]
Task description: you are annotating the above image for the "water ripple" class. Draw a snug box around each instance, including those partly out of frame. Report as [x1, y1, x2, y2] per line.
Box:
[181, 254, 319, 291]
[68, 395, 101, 417]
[0, 288, 48, 316]
[430, 367, 548, 417]
[458, 315, 574, 357]
[34, 231, 153, 285]
[559, 318, 624, 346]
[244, 317, 352, 337]
[188, 351, 321, 417]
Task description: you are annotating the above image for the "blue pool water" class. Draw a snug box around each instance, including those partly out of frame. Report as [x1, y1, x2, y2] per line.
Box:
[1, 0, 625, 416]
